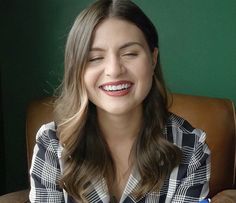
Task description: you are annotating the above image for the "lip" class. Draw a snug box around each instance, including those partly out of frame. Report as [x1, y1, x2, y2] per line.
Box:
[99, 80, 133, 97]
[99, 80, 133, 86]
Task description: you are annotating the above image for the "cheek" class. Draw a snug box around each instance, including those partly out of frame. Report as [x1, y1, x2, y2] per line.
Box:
[137, 61, 154, 93]
[84, 69, 97, 87]
[83, 69, 102, 98]
[136, 60, 154, 80]
[83, 71, 90, 91]
[84, 72, 95, 98]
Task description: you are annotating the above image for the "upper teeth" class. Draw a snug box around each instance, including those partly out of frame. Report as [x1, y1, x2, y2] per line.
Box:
[103, 84, 130, 91]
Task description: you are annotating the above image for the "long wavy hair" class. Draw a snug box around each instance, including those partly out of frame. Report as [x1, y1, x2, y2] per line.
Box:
[54, 0, 181, 201]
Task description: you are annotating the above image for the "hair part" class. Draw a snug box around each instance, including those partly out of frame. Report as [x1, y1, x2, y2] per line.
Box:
[54, 0, 181, 201]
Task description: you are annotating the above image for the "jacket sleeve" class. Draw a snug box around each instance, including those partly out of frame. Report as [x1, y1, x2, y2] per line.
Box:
[29, 124, 65, 203]
[172, 131, 211, 203]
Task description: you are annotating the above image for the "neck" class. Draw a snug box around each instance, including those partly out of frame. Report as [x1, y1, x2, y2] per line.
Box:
[97, 107, 143, 144]
[96, 107, 143, 200]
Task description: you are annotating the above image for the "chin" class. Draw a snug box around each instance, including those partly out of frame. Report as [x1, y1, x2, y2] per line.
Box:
[98, 102, 142, 117]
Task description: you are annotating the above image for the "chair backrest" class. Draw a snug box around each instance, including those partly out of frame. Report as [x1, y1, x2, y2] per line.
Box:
[26, 93, 236, 197]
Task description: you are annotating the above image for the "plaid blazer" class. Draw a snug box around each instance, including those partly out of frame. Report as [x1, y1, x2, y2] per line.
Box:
[29, 113, 210, 203]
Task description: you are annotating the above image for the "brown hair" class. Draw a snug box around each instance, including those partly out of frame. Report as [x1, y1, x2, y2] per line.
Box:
[54, 0, 181, 201]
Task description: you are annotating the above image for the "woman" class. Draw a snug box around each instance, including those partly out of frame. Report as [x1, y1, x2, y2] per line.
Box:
[29, 0, 210, 202]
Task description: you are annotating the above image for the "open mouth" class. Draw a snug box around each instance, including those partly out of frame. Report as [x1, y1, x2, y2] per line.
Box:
[99, 81, 133, 96]
[100, 83, 132, 91]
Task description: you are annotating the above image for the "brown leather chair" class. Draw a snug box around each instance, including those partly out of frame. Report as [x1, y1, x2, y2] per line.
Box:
[0, 93, 236, 202]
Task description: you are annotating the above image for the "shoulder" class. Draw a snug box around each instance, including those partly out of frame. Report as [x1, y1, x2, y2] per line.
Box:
[36, 122, 58, 145]
[30, 122, 64, 201]
[161, 114, 211, 200]
[165, 113, 207, 150]
[34, 122, 61, 158]
[31, 122, 62, 176]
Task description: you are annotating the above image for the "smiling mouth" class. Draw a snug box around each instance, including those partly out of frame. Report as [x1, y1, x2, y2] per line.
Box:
[100, 83, 132, 92]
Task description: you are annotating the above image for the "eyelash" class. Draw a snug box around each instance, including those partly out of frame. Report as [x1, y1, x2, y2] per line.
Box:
[122, 52, 138, 57]
[88, 52, 138, 62]
[88, 57, 103, 62]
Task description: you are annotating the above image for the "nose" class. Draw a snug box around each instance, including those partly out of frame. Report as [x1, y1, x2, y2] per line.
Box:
[104, 54, 125, 78]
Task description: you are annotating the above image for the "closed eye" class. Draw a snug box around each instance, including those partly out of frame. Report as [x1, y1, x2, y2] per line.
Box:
[122, 52, 138, 58]
[88, 57, 104, 62]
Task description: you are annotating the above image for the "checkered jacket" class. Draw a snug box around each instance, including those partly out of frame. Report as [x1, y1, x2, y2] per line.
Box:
[29, 113, 210, 203]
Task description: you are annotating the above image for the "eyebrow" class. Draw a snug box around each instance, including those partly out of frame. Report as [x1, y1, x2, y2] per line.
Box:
[90, 42, 143, 52]
[119, 42, 143, 49]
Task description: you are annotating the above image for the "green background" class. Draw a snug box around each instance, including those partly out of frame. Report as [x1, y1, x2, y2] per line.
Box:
[1, 0, 235, 193]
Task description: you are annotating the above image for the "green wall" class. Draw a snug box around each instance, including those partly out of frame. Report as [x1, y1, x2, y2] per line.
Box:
[136, 0, 236, 100]
[1, 0, 235, 193]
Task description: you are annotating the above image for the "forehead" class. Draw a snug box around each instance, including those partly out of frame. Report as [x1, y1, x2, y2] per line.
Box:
[90, 17, 148, 48]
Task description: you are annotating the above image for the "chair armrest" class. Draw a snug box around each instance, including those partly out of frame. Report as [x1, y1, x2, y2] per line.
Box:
[212, 189, 236, 203]
[0, 189, 29, 203]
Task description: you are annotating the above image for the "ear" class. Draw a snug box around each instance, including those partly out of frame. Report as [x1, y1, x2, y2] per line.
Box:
[152, 47, 158, 68]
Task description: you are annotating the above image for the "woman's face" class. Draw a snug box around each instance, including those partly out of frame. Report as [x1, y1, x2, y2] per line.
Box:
[84, 18, 158, 116]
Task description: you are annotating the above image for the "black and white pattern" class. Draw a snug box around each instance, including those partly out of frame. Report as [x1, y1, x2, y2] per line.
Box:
[29, 113, 210, 203]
